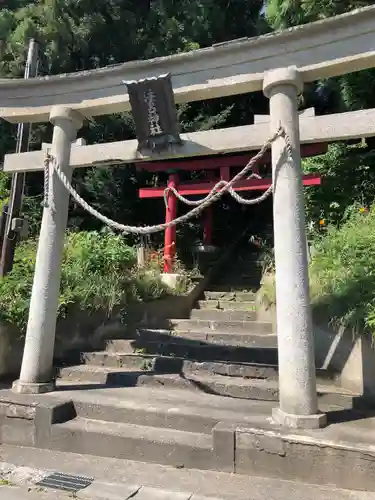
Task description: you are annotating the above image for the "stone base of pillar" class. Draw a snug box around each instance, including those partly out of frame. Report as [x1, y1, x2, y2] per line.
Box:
[272, 407, 327, 429]
[12, 380, 55, 395]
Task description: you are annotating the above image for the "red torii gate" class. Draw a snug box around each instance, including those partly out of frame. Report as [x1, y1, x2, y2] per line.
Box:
[138, 143, 325, 272]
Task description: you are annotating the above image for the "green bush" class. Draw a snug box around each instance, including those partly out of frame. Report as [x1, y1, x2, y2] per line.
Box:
[309, 204, 375, 335]
[303, 142, 375, 229]
[0, 231, 171, 331]
[259, 204, 375, 336]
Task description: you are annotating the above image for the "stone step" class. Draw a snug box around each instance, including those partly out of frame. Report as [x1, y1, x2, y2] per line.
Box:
[80, 351, 280, 374]
[133, 373, 350, 405]
[188, 360, 279, 378]
[214, 270, 261, 279]
[208, 284, 260, 293]
[58, 366, 351, 408]
[197, 300, 256, 311]
[190, 308, 257, 322]
[170, 318, 273, 334]
[106, 331, 279, 349]
[78, 348, 279, 371]
[60, 385, 273, 434]
[103, 335, 277, 363]
[48, 417, 214, 469]
[204, 291, 256, 301]
[6, 413, 375, 494]
[213, 274, 262, 285]
[212, 282, 261, 290]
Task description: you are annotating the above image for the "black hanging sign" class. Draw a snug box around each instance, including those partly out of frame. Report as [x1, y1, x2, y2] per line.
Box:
[123, 73, 181, 152]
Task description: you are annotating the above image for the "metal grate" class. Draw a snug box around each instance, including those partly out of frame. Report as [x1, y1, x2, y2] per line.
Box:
[36, 472, 94, 493]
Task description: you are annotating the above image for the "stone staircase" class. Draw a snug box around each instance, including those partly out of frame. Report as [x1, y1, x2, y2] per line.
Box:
[58, 248, 350, 404]
[44, 245, 360, 473]
[2, 243, 374, 490]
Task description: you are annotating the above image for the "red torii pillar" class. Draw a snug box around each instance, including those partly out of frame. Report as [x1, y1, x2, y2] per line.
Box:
[164, 173, 179, 273]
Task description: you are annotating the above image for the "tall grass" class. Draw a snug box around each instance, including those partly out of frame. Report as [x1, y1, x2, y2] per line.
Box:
[310, 205, 375, 334]
[259, 204, 375, 336]
[0, 231, 171, 331]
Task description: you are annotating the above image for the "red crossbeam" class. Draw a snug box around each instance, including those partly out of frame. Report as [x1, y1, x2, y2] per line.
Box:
[139, 174, 321, 198]
[137, 143, 327, 172]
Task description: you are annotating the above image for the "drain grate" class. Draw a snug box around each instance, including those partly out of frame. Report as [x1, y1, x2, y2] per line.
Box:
[36, 472, 94, 492]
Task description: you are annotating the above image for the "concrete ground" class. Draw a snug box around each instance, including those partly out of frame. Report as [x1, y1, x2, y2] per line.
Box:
[1, 485, 71, 500]
[0, 444, 374, 500]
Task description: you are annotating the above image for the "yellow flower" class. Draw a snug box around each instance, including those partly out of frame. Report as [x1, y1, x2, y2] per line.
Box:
[319, 219, 325, 226]
[359, 207, 368, 213]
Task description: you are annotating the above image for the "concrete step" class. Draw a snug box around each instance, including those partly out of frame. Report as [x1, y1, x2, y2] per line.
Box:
[79, 340, 279, 366]
[170, 318, 273, 334]
[5, 430, 375, 494]
[197, 300, 256, 311]
[78, 350, 279, 374]
[58, 385, 274, 434]
[97, 330, 277, 359]
[48, 417, 214, 468]
[106, 330, 278, 349]
[190, 308, 256, 322]
[208, 284, 259, 293]
[213, 274, 262, 285]
[135, 374, 356, 407]
[213, 282, 262, 290]
[58, 366, 352, 408]
[204, 291, 256, 301]
[214, 270, 261, 277]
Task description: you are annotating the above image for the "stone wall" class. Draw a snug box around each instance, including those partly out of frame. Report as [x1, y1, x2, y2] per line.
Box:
[256, 296, 375, 397]
[313, 318, 375, 396]
[0, 324, 25, 378]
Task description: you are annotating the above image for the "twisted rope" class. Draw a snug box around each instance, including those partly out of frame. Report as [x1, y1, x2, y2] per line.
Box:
[43, 126, 288, 235]
[164, 173, 270, 207]
[43, 153, 52, 208]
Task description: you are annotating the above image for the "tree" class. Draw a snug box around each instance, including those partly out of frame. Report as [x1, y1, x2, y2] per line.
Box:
[0, 0, 266, 247]
[266, 0, 373, 30]
[265, 0, 375, 227]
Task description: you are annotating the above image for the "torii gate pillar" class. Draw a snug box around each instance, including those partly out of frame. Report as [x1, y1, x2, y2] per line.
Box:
[263, 67, 326, 429]
[13, 106, 83, 394]
[164, 173, 179, 273]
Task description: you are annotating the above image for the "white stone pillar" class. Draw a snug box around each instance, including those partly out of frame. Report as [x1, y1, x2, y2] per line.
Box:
[263, 67, 326, 429]
[13, 106, 83, 394]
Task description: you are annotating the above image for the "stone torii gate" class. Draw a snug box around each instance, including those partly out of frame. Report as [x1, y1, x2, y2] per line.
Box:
[2, 6, 375, 431]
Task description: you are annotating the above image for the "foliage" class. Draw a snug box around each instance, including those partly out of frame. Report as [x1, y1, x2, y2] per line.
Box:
[0, 172, 9, 210]
[259, 204, 375, 336]
[0, 0, 266, 243]
[0, 0, 258, 330]
[309, 205, 375, 335]
[265, 0, 375, 229]
[265, 0, 371, 30]
[0, 231, 172, 331]
[303, 142, 375, 228]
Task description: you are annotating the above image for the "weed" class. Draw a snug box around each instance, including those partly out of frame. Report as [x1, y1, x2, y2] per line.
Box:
[0, 231, 178, 332]
[0, 479, 12, 486]
[258, 204, 375, 337]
